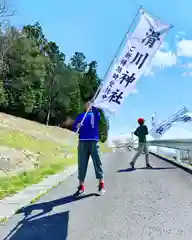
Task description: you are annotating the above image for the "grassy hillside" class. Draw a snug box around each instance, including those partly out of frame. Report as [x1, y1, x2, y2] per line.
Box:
[0, 113, 111, 200]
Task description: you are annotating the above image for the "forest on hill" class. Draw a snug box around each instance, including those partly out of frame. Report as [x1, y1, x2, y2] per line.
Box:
[0, 22, 109, 142]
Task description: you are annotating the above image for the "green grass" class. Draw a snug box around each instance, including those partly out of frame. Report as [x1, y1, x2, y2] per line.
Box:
[30, 190, 49, 204]
[0, 127, 67, 154]
[0, 126, 111, 200]
[0, 127, 77, 199]
[0, 217, 8, 224]
[0, 156, 77, 199]
[100, 143, 112, 153]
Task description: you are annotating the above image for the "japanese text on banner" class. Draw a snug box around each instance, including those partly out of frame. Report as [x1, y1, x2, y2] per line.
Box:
[149, 107, 190, 139]
[93, 11, 171, 114]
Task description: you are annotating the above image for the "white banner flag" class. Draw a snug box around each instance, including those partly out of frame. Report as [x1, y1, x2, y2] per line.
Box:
[92, 10, 171, 113]
[149, 107, 188, 139]
[174, 111, 192, 123]
[151, 112, 157, 127]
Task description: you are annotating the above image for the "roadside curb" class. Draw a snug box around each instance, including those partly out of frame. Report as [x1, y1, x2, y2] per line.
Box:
[0, 152, 107, 222]
[150, 151, 192, 174]
[0, 165, 77, 221]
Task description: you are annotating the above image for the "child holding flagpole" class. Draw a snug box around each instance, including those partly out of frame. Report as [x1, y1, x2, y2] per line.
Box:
[63, 98, 105, 196]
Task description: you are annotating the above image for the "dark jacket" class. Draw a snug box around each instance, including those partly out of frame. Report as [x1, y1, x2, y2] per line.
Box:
[134, 124, 148, 143]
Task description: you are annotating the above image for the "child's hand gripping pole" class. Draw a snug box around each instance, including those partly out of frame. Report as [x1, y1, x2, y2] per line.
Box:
[67, 86, 101, 154]
[76, 86, 101, 134]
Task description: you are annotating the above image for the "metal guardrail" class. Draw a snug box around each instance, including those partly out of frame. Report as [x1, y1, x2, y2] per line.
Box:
[147, 139, 192, 166]
[112, 139, 192, 166]
[148, 139, 192, 151]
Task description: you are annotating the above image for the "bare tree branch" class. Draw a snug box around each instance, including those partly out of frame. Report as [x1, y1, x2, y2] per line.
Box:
[0, 0, 17, 75]
[0, 27, 18, 75]
[0, 0, 16, 18]
[0, 0, 7, 15]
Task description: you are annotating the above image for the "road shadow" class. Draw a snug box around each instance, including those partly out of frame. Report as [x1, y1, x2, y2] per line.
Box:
[7, 211, 69, 240]
[117, 168, 136, 173]
[18, 193, 98, 217]
[3, 193, 96, 240]
[117, 167, 176, 173]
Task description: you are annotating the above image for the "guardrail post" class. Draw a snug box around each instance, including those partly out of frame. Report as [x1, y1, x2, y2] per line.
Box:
[189, 150, 192, 165]
[157, 147, 160, 155]
[176, 150, 181, 163]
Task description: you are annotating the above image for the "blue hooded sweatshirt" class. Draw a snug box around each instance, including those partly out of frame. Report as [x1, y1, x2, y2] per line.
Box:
[72, 107, 100, 141]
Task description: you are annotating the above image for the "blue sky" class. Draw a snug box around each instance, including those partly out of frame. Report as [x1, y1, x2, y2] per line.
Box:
[9, 0, 192, 139]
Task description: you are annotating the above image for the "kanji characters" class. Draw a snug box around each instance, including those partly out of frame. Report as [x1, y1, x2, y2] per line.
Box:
[181, 115, 192, 122]
[113, 73, 119, 80]
[102, 94, 108, 99]
[109, 80, 115, 87]
[119, 71, 136, 87]
[120, 59, 127, 67]
[102, 86, 112, 99]
[125, 52, 132, 59]
[116, 65, 123, 73]
[142, 28, 161, 48]
[105, 87, 111, 95]
[124, 46, 135, 59]
[156, 123, 171, 134]
[156, 126, 164, 134]
[108, 89, 123, 105]
[131, 52, 149, 69]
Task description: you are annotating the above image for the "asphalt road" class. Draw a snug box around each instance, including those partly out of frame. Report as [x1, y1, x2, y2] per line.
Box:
[0, 150, 192, 240]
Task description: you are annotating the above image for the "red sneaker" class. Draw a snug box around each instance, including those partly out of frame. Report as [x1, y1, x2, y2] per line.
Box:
[74, 185, 85, 197]
[98, 182, 105, 196]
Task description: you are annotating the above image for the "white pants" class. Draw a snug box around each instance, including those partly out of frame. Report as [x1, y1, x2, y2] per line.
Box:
[131, 142, 149, 165]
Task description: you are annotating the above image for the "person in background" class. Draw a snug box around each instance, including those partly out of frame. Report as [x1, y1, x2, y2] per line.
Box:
[63, 99, 105, 196]
[130, 118, 152, 169]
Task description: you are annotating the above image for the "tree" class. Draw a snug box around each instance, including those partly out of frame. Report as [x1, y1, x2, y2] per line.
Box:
[98, 110, 109, 143]
[70, 52, 87, 72]
[0, 0, 17, 77]
[0, 21, 109, 141]
[79, 61, 98, 101]
[0, 0, 16, 18]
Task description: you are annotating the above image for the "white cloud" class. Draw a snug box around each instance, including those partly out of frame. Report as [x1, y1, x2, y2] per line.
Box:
[182, 71, 192, 77]
[175, 31, 186, 45]
[180, 63, 192, 68]
[145, 37, 192, 76]
[144, 67, 154, 76]
[159, 41, 170, 51]
[177, 31, 186, 36]
[145, 36, 192, 76]
[145, 49, 177, 76]
[143, 34, 192, 76]
[152, 50, 177, 68]
[182, 72, 187, 77]
[131, 88, 138, 94]
[177, 40, 192, 57]
[137, 36, 192, 76]
[180, 62, 192, 77]
[177, 39, 192, 75]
